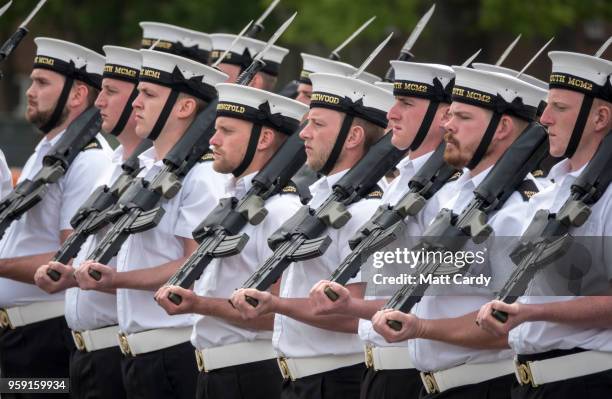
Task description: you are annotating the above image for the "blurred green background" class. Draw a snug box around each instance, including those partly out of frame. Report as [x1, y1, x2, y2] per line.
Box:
[0, 0, 610, 167]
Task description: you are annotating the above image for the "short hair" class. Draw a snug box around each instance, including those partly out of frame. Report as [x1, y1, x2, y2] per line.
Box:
[178, 92, 207, 115]
[258, 71, 278, 91]
[351, 117, 385, 151]
[73, 81, 99, 107]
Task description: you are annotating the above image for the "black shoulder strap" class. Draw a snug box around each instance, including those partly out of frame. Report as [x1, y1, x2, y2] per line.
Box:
[516, 179, 539, 201]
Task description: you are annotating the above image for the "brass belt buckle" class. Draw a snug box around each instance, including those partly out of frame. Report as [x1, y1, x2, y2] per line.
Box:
[0, 308, 13, 329]
[72, 331, 87, 352]
[195, 349, 205, 372]
[277, 357, 292, 381]
[364, 345, 374, 369]
[118, 333, 133, 357]
[420, 371, 440, 394]
[515, 360, 538, 388]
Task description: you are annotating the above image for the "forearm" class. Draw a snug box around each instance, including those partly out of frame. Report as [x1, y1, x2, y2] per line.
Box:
[522, 296, 612, 329]
[114, 258, 185, 291]
[346, 298, 386, 320]
[0, 253, 55, 284]
[420, 311, 509, 349]
[193, 297, 274, 330]
[275, 297, 359, 333]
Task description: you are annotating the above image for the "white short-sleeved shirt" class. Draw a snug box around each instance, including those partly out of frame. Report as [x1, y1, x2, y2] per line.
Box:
[0, 149, 12, 199]
[408, 166, 544, 371]
[359, 152, 434, 347]
[0, 131, 112, 308]
[65, 146, 127, 331]
[191, 172, 302, 350]
[508, 159, 612, 354]
[113, 147, 220, 334]
[273, 170, 382, 358]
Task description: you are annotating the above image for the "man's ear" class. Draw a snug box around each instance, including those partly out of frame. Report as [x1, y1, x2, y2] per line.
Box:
[494, 115, 514, 141]
[345, 123, 365, 150]
[175, 96, 197, 120]
[68, 82, 89, 110]
[593, 103, 611, 133]
[257, 126, 276, 150]
[249, 73, 263, 90]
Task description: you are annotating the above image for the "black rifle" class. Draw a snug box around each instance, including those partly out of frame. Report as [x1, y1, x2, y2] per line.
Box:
[165, 127, 308, 304]
[85, 49, 271, 278]
[324, 142, 459, 300]
[0, 107, 101, 240]
[46, 139, 152, 281]
[492, 131, 612, 322]
[239, 132, 409, 306]
[383, 123, 550, 331]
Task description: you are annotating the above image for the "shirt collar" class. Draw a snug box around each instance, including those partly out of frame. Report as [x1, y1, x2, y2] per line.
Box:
[309, 169, 348, 196]
[34, 129, 66, 153]
[225, 172, 256, 197]
[548, 158, 587, 182]
[399, 151, 433, 178]
[455, 165, 494, 191]
[111, 145, 125, 164]
[137, 146, 160, 170]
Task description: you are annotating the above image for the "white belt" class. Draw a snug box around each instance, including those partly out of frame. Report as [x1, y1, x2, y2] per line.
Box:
[364, 345, 415, 371]
[0, 300, 65, 329]
[195, 340, 277, 372]
[72, 325, 120, 352]
[420, 359, 514, 394]
[118, 327, 192, 356]
[277, 353, 364, 381]
[515, 350, 612, 387]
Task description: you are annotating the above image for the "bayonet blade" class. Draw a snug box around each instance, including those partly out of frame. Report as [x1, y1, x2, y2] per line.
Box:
[461, 48, 481, 67]
[0, 1, 12, 19]
[253, 12, 296, 63]
[254, 0, 280, 28]
[595, 36, 612, 58]
[212, 20, 253, 68]
[496, 34, 521, 66]
[148, 39, 161, 51]
[517, 37, 554, 78]
[19, 0, 46, 29]
[330, 16, 376, 60]
[400, 3, 435, 54]
[353, 32, 394, 78]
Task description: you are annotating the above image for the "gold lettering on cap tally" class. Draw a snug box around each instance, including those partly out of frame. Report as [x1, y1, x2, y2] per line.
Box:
[34, 56, 55, 66]
[217, 103, 246, 113]
[141, 68, 161, 80]
[311, 93, 340, 104]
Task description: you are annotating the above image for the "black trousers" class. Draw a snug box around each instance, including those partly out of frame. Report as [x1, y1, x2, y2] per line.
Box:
[419, 373, 514, 399]
[70, 345, 127, 399]
[0, 316, 74, 399]
[360, 367, 422, 399]
[281, 362, 366, 399]
[196, 358, 282, 399]
[120, 341, 198, 399]
[512, 348, 612, 399]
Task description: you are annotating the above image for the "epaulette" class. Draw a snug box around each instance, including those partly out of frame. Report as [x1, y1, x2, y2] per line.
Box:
[280, 181, 299, 195]
[448, 170, 463, 182]
[83, 138, 102, 151]
[365, 184, 384, 200]
[516, 179, 539, 201]
[531, 155, 562, 179]
[199, 149, 214, 163]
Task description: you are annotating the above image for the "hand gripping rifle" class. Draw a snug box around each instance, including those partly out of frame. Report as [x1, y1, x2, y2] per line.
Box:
[0, 106, 101, 240]
[491, 131, 612, 322]
[165, 127, 308, 304]
[239, 132, 408, 307]
[85, 15, 297, 279]
[383, 122, 550, 331]
[324, 142, 459, 300]
[46, 139, 152, 280]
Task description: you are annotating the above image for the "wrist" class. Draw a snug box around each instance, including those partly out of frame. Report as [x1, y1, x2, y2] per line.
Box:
[414, 316, 429, 339]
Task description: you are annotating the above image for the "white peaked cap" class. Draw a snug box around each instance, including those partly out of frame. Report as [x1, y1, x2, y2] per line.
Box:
[299, 53, 357, 83]
[215, 83, 308, 134]
[309, 72, 394, 128]
[547, 51, 612, 101]
[472, 63, 548, 91]
[102, 45, 141, 82]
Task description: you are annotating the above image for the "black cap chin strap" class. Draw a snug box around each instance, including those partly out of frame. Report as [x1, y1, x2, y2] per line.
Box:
[232, 124, 262, 177]
[466, 112, 503, 170]
[147, 89, 180, 141]
[110, 86, 139, 136]
[410, 101, 440, 151]
[562, 94, 594, 158]
[318, 114, 355, 176]
[40, 76, 74, 133]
